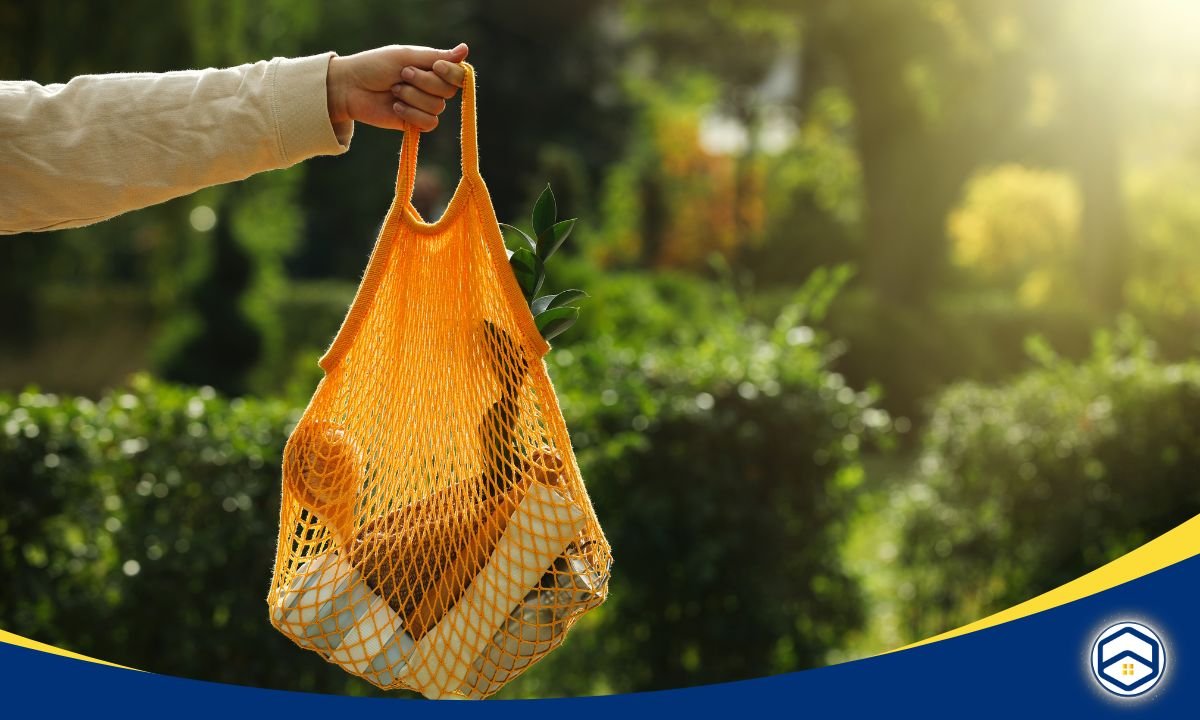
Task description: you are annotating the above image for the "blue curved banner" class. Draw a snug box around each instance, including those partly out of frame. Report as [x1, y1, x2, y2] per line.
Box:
[4, 553, 1197, 717]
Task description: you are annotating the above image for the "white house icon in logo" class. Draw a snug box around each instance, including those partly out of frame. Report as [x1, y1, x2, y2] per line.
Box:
[1090, 622, 1166, 697]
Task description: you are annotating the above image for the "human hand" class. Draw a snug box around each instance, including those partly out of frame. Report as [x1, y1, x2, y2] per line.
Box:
[326, 43, 469, 133]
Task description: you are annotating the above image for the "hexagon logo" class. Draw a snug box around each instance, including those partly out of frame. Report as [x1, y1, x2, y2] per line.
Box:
[1090, 622, 1166, 697]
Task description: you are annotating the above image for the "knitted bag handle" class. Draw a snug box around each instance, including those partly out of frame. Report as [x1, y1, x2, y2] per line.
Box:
[318, 62, 522, 371]
[396, 61, 480, 206]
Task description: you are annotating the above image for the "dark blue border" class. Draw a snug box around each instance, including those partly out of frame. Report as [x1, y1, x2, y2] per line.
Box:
[4, 554, 1199, 717]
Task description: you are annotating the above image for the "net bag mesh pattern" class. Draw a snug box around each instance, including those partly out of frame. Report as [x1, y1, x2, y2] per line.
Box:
[267, 63, 612, 699]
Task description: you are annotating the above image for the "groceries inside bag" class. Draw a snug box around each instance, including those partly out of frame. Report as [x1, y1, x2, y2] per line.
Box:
[272, 455, 602, 698]
[271, 322, 608, 698]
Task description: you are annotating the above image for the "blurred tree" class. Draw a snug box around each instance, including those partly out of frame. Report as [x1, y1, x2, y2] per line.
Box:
[289, 0, 630, 279]
[155, 196, 262, 395]
[151, 1, 316, 394]
[590, 76, 767, 270]
[801, 0, 1022, 307]
[0, 0, 319, 393]
[1011, 0, 1134, 313]
[0, 0, 193, 346]
[741, 85, 863, 285]
[603, 0, 795, 271]
[630, 0, 794, 243]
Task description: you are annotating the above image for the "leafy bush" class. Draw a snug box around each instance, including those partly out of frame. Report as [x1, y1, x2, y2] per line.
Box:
[826, 286, 1097, 423]
[947, 164, 1082, 307]
[545, 257, 736, 352]
[893, 320, 1200, 639]
[0, 377, 399, 696]
[512, 268, 893, 695]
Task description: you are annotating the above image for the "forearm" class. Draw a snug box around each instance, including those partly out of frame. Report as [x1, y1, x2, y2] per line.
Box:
[0, 53, 351, 235]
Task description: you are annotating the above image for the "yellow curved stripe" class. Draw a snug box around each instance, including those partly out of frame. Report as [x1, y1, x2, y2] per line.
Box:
[0, 629, 136, 670]
[892, 512, 1200, 653]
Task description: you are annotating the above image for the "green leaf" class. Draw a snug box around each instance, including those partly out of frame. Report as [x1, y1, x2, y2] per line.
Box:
[535, 305, 580, 342]
[532, 184, 556, 240]
[537, 218, 576, 262]
[508, 247, 545, 300]
[499, 222, 536, 253]
[531, 289, 589, 315]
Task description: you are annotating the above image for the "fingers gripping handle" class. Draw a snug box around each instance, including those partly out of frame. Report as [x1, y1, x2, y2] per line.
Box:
[396, 62, 479, 203]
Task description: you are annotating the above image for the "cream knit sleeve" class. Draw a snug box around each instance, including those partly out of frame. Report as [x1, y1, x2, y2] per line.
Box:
[0, 52, 354, 235]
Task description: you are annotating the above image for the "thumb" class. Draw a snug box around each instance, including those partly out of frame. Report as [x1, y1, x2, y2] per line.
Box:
[403, 42, 469, 69]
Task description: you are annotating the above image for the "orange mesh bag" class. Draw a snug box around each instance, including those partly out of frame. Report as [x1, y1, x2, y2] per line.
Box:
[267, 62, 611, 699]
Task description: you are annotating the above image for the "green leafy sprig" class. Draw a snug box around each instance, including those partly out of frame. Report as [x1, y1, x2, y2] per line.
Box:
[500, 184, 588, 343]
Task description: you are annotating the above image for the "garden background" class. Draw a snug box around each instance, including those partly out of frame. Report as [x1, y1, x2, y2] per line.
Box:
[4, 0, 1200, 698]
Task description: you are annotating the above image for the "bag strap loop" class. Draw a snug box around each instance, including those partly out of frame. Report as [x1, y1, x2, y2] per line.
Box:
[396, 62, 479, 203]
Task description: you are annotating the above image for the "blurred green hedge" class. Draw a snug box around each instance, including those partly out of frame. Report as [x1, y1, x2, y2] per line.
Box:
[507, 267, 893, 694]
[0, 378, 379, 694]
[893, 320, 1200, 639]
[825, 286, 1097, 425]
[0, 270, 888, 697]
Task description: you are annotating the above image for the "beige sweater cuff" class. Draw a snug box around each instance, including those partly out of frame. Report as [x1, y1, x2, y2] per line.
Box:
[270, 52, 354, 165]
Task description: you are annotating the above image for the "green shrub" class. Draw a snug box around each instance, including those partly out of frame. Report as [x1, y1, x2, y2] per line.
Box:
[550, 261, 733, 349]
[510, 269, 893, 695]
[826, 286, 1097, 423]
[0, 377, 399, 696]
[893, 320, 1200, 639]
